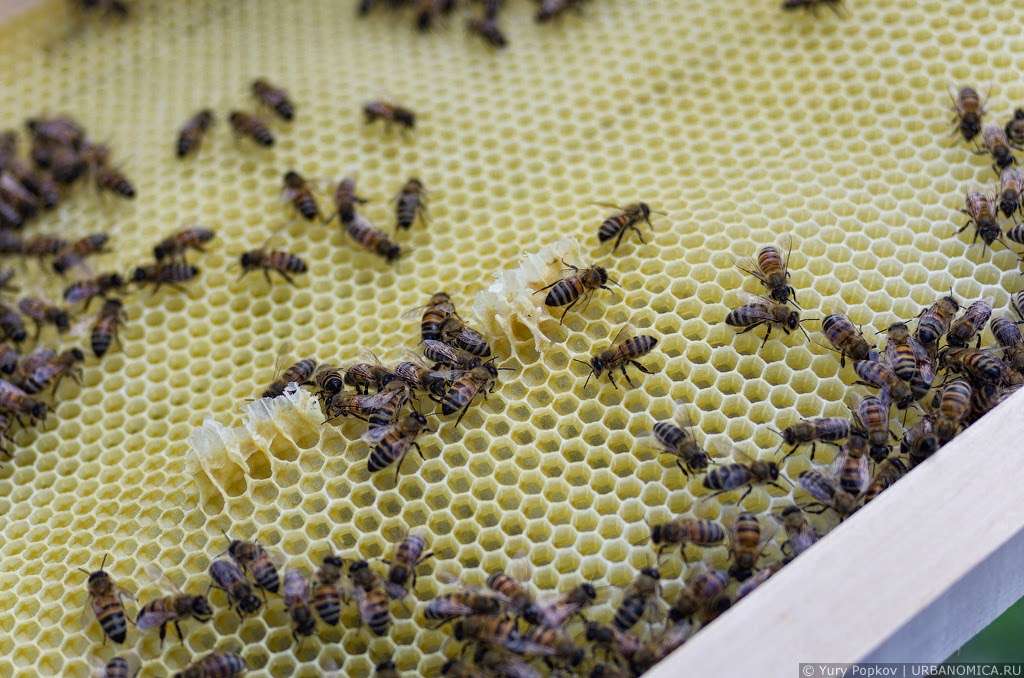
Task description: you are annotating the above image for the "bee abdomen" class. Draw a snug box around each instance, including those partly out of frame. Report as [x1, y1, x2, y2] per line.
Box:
[545, 278, 583, 307]
[598, 217, 624, 242]
[612, 597, 644, 631]
[652, 421, 684, 448]
[313, 586, 341, 625]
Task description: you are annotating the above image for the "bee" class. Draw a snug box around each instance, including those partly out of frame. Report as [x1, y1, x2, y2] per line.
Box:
[980, 122, 1020, 171]
[947, 296, 994, 349]
[392, 355, 452, 399]
[424, 587, 503, 623]
[733, 237, 797, 307]
[229, 111, 274, 147]
[0, 304, 26, 343]
[862, 457, 908, 504]
[311, 554, 344, 626]
[344, 349, 396, 394]
[0, 378, 48, 423]
[902, 415, 939, 468]
[393, 177, 427, 230]
[349, 560, 390, 636]
[536, 0, 583, 22]
[958, 190, 1005, 250]
[650, 403, 710, 476]
[470, 647, 542, 678]
[331, 176, 367, 225]
[467, 15, 507, 48]
[882, 322, 929, 382]
[0, 344, 18, 374]
[345, 213, 402, 262]
[363, 100, 416, 131]
[667, 567, 730, 625]
[968, 382, 1001, 423]
[5, 158, 60, 209]
[991, 317, 1024, 374]
[384, 532, 432, 600]
[154, 226, 215, 262]
[1014, 291, 1024, 321]
[537, 261, 615, 324]
[797, 469, 858, 519]
[207, 560, 262, 618]
[252, 78, 295, 121]
[131, 262, 199, 291]
[853, 359, 914, 410]
[34, 143, 87, 185]
[64, 273, 125, 309]
[486, 560, 536, 618]
[520, 623, 586, 667]
[16, 347, 84, 394]
[781, 0, 845, 15]
[282, 170, 320, 221]
[577, 325, 658, 389]
[262, 348, 316, 398]
[440, 659, 487, 678]
[735, 561, 783, 600]
[441, 362, 502, 426]
[238, 246, 307, 285]
[424, 335, 480, 369]
[136, 563, 213, 647]
[726, 291, 810, 347]
[703, 446, 788, 501]
[831, 433, 870, 496]
[176, 110, 214, 158]
[998, 167, 1024, 219]
[934, 377, 972, 444]
[53, 233, 111, 274]
[939, 347, 1011, 386]
[374, 659, 401, 678]
[283, 569, 316, 642]
[453, 614, 524, 653]
[949, 86, 986, 143]
[93, 161, 136, 199]
[851, 392, 894, 463]
[1007, 108, 1024, 146]
[633, 624, 693, 673]
[527, 582, 597, 628]
[777, 505, 817, 562]
[584, 622, 642, 663]
[364, 411, 433, 479]
[0, 230, 22, 255]
[613, 566, 662, 631]
[172, 652, 247, 678]
[649, 516, 726, 556]
[313, 364, 346, 398]
[224, 533, 280, 593]
[26, 116, 85, 148]
[0, 199, 22, 229]
[776, 416, 852, 460]
[91, 655, 139, 678]
[597, 202, 658, 251]
[440, 315, 491, 357]
[915, 295, 959, 346]
[365, 381, 413, 428]
[0, 172, 40, 220]
[727, 511, 776, 581]
[78, 555, 132, 644]
[24, 235, 70, 258]
[18, 296, 70, 337]
[324, 383, 408, 423]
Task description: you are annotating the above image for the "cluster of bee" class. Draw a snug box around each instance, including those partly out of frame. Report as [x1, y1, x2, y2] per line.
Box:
[175, 78, 294, 157]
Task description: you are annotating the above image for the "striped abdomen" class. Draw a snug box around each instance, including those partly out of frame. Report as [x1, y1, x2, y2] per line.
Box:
[92, 593, 128, 643]
[313, 582, 341, 625]
[702, 463, 752, 491]
[545, 276, 586, 307]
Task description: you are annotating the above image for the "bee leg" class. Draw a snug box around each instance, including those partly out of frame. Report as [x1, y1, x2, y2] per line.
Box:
[631, 360, 653, 375]
[174, 620, 186, 644]
[620, 366, 636, 388]
[612, 227, 627, 252]
[739, 485, 753, 503]
[633, 224, 647, 245]
[277, 270, 297, 286]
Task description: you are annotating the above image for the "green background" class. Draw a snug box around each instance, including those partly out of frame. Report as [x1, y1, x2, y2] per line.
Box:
[949, 598, 1024, 663]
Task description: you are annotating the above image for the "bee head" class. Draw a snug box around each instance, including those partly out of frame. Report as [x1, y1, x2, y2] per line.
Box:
[239, 252, 257, 268]
[441, 660, 458, 675]
[786, 311, 801, 331]
[69, 348, 85, 362]
[640, 566, 661, 580]
[30, 401, 47, 421]
[580, 582, 598, 601]
[638, 202, 651, 219]
[131, 267, 149, 283]
[193, 596, 213, 616]
[650, 523, 663, 544]
[585, 622, 610, 642]
[103, 273, 125, 289]
[241, 593, 262, 614]
[961, 119, 981, 142]
[349, 560, 369, 576]
[385, 244, 402, 262]
[283, 170, 302, 187]
[569, 648, 586, 668]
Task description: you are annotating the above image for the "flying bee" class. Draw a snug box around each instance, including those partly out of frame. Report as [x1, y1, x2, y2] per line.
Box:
[781, 0, 845, 15]
[78, 555, 132, 644]
[998, 167, 1024, 219]
[229, 111, 274, 147]
[208, 560, 262, 618]
[331, 176, 367, 225]
[726, 291, 810, 347]
[131, 262, 200, 291]
[947, 296, 994, 349]
[349, 560, 390, 636]
[283, 569, 316, 643]
[934, 377, 972, 444]
[584, 622, 642, 663]
[797, 469, 858, 519]
[384, 532, 432, 600]
[667, 567, 730, 625]
[346, 213, 402, 262]
[282, 170, 320, 221]
[596, 202, 659, 251]
[441, 362, 502, 426]
[453, 615, 524, 654]
[0, 304, 25, 344]
[363, 100, 416, 131]
[776, 505, 818, 562]
[536, 261, 616, 324]
[53, 233, 111, 274]
[18, 296, 70, 337]
[991, 317, 1024, 374]
[393, 178, 427, 230]
[915, 295, 959, 346]
[172, 652, 247, 678]
[528, 582, 597, 628]
[467, 14, 507, 47]
[831, 433, 870, 496]
[24, 235, 70, 258]
[949, 86, 986, 143]
[776, 416, 852, 460]
[440, 315, 491, 357]
[648, 516, 726, 557]
[0, 377, 48, 423]
[851, 392, 894, 463]
[577, 324, 658, 389]
[154, 226, 215, 262]
[363, 410, 433, 479]
[959, 190, 1005, 250]
[702, 446, 788, 501]
[650, 402, 710, 476]
[862, 457, 908, 504]
[1007, 108, 1024, 146]
[902, 415, 939, 468]
[136, 563, 212, 647]
[410, 292, 456, 342]
[939, 347, 1011, 386]
[89, 298, 126, 358]
[344, 350, 396, 394]
[16, 347, 84, 394]
[882, 322, 929, 382]
[979, 122, 1020, 171]
[727, 511, 777, 581]
[520, 623, 586, 667]
[311, 554, 344, 626]
[252, 78, 295, 121]
[26, 116, 85, 148]
[176, 110, 214, 158]
[63, 273, 124, 309]
[224, 532, 281, 593]
[733, 237, 797, 307]
[262, 347, 316, 398]
[853, 359, 914, 410]
[238, 247, 308, 285]
[536, 0, 583, 22]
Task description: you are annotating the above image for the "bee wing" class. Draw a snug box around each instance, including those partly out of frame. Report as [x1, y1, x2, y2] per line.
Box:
[732, 291, 777, 317]
[731, 254, 769, 284]
[358, 347, 387, 367]
[777, 233, 793, 271]
[136, 600, 181, 631]
[505, 553, 534, 588]
[608, 322, 636, 348]
[270, 341, 294, 381]
[143, 562, 183, 595]
[671, 398, 697, 430]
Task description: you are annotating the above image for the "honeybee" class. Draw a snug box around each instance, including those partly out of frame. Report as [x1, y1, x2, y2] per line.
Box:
[0, 172, 40, 220]
[172, 652, 248, 678]
[324, 382, 408, 423]
[93, 161, 135, 199]
[24, 235, 70, 258]
[1006, 109, 1024, 146]
[5, 158, 60, 209]
[208, 560, 262, 618]
[902, 414, 938, 468]
[0, 304, 25, 344]
[228, 111, 274, 147]
[467, 15, 507, 48]
[949, 86, 986, 143]
[781, 0, 845, 15]
[238, 246, 308, 285]
[53, 233, 110, 274]
[374, 659, 401, 678]
[667, 567, 730, 625]
[650, 402, 710, 476]
[345, 350, 397, 394]
[349, 559, 390, 636]
[392, 356, 451, 399]
[776, 505, 817, 562]
[991, 317, 1024, 374]
[90, 654, 139, 678]
[968, 382, 1001, 423]
[577, 324, 658, 389]
[424, 587, 503, 623]
[331, 176, 367, 225]
[441, 362, 501, 426]
[998, 167, 1024, 219]
[311, 554, 344, 626]
[364, 411, 433, 479]
[536, 0, 583, 22]
[1013, 291, 1024, 321]
[733, 237, 797, 307]
[283, 569, 316, 642]
[440, 316, 491, 357]
[366, 381, 414, 428]
[471, 647, 542, 678]
[1009, 224, 1024, 247]
[224, 533, 280, 593]
[947, 296, 994, 349]
[797, 469, 858, 519]
[831, 433, 870, 496]
[726, 291, 810, 347]
[584, 622, 642, 663]
[34, 143, 87, 184]
[633, 624, 693, 672]
[882, 322, 929, 382]
[958, 190, 1004, 250]
[392, 178, 428, 230]
[934, 377, 972, 444]
[345, 213, 402, 262]
[702, 446, 788, 501]
[154, 226, 215, 262]
[27, 116, 85, 148]
[364, 100, 416, 130]
[262, 351, 317, 399]
[440, 659, 487, 678]
[776, 416, 853, 460]
[980, 122, 1020, 171]
[312, 364, 345, 398]
[384, 532, 432, 600]
[0, 344, 18, 374]
[282, 170, 320, 221]
[176, 110, 214, 158]
[596, 202, 659, 251]
[136, 563, 212, 647]
[853, 359, 914, 410]
[862, 457, 908, 504]
[453, 614, 524, 653]
[63, 273, 125, 308]
[486, 559, 537, 618]
[18, 296, 70, 337]
[915, 295, 959, 346]
[520, 623, 586, 667]
[16, 347, 84, 394]
[527, 582, 597, 628]
[727, 511, 776, 581]
[735, 561, 783, 600]
[0, 378, 48, 423]
[78, 555, 132, 644]
[424, 338, 479, 370]
[851, 392, 894, 463]
[537, 261, 615, 324]
[648, 516, 726, 556]
[939, 347, 1011, 386]
[131, 262, 200, 291]
[252, 78, 295, 121]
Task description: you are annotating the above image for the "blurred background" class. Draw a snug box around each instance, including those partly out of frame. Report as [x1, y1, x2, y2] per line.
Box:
[948, 597, 1024, 663]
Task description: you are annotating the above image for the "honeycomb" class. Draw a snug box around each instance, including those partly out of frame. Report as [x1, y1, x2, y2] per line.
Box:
[1, 0, 1023, 676]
